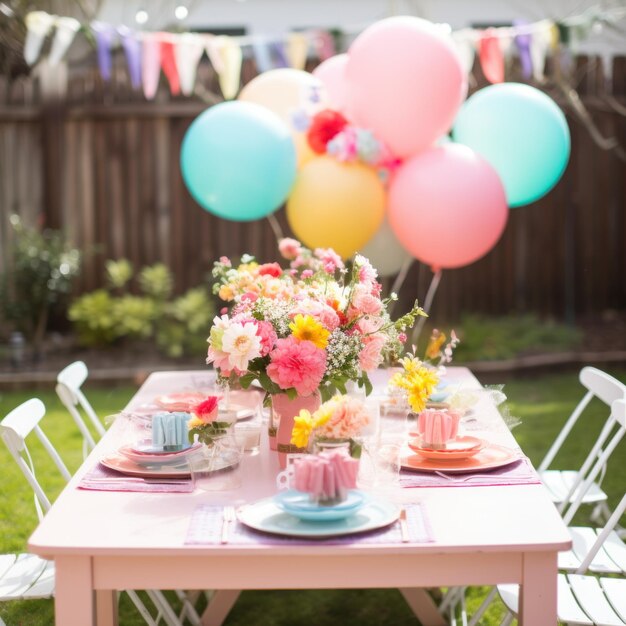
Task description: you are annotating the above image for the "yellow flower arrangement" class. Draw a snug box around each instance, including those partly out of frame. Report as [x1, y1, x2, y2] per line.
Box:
[291, 408, 331, 449]
[390, 355, 439, 413]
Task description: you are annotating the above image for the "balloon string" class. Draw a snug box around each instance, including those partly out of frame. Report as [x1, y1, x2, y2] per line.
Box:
[266, 214, 284, 244]
[411, 269, 443, 349]
[389, 257, 414, 316]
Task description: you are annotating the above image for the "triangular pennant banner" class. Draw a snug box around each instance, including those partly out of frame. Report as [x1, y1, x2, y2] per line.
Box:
[174, 33, 205, 96]
[252, 40, 273, 73]
[160, 38, 181, 96]
[314, 30, 335, 61]
[514, 20, 532, 79]
[479, 28, 504, 83]
[530, 21, 553, 82]
[92, 21, 116, 81]
[286, 32, 308, 70]
[214, 36, 242, 100]
[271, 41, 289, 68]
[142, 33, 162, 100]
[24, 11, 56, 66]
[118, 26, 142, 89]
[452, 29, 476, 74]
[48, 16, 81, 66]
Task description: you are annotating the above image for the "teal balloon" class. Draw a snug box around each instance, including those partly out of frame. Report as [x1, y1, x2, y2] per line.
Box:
[452, 83, 570, 208]
[180, 101, 297, 221]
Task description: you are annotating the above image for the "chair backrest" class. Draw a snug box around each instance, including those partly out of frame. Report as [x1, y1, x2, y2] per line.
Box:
[0, 399, 71, 521]
[56, 360, 105, 458]
[538, 366, 626, 472]
[563, 398, 626, 524]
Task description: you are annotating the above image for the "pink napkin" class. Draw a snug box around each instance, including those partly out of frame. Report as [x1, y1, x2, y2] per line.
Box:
[417, 409, 461, 446]
[293, 451, 359, 500]
[400, 456, 541, 488]
[78, 464, 193, 493]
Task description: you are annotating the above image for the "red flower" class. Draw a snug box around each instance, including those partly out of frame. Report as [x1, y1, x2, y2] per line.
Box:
[193, 396, 220, 423]
[306, 109, 349, 154]
[258, 262, 283, 278]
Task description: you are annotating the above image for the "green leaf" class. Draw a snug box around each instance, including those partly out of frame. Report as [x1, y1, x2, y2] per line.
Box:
[239, 373, 256, 389]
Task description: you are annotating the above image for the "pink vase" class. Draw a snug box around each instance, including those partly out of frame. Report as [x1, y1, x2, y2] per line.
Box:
[272, 391, 321, 469]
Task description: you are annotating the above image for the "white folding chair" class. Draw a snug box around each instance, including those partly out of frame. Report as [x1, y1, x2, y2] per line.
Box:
[56, 360, 106, 459]
[538, 367, 626, 523]
[0, 398, 198, 626]
[466, 398, 626, 626]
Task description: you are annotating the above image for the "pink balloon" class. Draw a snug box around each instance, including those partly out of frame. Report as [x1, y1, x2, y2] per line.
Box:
[346, 17, 467, 158]
[387, 144, 508, 270]
[312, 54, 349, 111]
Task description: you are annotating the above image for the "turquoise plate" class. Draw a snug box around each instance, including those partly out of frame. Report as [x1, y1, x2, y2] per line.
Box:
[238, 498, 399, 537]
[273, 490, 367, 521]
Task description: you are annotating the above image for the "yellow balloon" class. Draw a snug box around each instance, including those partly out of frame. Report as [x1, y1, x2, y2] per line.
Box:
[286, 156, 386, 258]
[239, 69, 327, 168]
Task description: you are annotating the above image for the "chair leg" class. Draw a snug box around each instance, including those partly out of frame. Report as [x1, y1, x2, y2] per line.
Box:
[201, 590, 241, 626]
[125, 590, 159, 626]
[147, 589, 184, 626]
[175, 589, 202, 625]
[500, 611, 514, 626]
[467, 587, 498, 626]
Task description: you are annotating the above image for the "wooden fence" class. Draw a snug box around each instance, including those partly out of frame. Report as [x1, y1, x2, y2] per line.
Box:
[0, 54, 625, 323]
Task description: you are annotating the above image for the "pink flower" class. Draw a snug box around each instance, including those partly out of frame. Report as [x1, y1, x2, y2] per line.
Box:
[258, 262, 282, 278]
[267, 336, 326, 397]
[359, 332, 386, 371]
[292, 300, 340, 331]
[241, 292, 258, 304]
[255, 320, 278, 356]
[301, 269, 313, 279]
[314, 248, 344, 274]
[220, 307, 228, 315]
[317, 396, 371, 439]
[355, 254, 377, 285]
[192, 396, 219, 423]
[279, 238, 303, 260]
[398, 333, 408, 343]
[219, 256, 232, 267]
[351, 287, 382, 316]
[206, 346, 232, 376]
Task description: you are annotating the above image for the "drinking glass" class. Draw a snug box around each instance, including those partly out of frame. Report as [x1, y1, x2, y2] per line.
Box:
[187, 438, 244, 492]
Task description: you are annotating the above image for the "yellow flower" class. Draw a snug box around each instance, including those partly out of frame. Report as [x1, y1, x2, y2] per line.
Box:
[290, 409, 314, 448]
[390, 357, 439, 413]
[289, 314, 330, 349]
[218, 285, 235, 301]
[188, 415, 204, 429]
[425, 330, 446, 360]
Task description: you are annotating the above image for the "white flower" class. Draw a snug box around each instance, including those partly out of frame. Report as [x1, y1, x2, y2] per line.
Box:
[221, 322, 262, 371]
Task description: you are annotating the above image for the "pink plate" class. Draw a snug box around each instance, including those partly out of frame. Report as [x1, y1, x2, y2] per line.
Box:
[99, 453, 191, 478]
[407, 436, 486, 461]
[154, 392, 206, 412]
[120, 442, 202, 465]
[401, 443, 521, 474]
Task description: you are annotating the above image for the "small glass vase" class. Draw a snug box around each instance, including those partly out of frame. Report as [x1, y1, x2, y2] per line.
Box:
[313, 437, 361, 459]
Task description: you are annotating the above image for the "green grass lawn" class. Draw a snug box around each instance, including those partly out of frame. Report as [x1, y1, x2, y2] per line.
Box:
[1, 368, 625, 625]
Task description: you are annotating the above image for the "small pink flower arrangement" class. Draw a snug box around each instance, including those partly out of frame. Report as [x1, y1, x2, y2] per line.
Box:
[188, 396, 231, 446]
[208, 240, 426, 401]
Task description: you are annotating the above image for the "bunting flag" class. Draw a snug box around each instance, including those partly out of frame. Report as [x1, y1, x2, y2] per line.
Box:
[119, 26, 142, 89]
[205, 36, 224, 75]
[215, 36, 242, 100]
[452, 29, 476, 74]
[175, 34, 205, 96]
[252, 41, 273, 73]
[160, 38, 181, 96]
[287, 32, 309, 70]
[514, 20, 532, 79]
[48, 17, 81, 66]
[92, 21, 116, 81]
[314, 30, 336, 61]
[24, 11, 56, 65]
[530, 21, 554, 82]
[271, 41, 289, 68]
[479, 28, 504, 83]
[142, 33, 162, 100]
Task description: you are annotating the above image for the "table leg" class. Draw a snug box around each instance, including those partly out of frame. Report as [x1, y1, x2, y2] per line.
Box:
[519, 551, 557, 626]
[96, 590, 118, 626]
[55, 556, 94, 625]
[400, 588, 446, 626]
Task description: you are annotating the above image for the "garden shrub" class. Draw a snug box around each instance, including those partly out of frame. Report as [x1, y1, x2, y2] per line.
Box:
[68, 261, 214, 357]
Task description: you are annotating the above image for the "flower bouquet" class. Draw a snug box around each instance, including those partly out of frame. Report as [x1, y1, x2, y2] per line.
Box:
[208, 239, 425, 399]
[206, 238, 425, 466]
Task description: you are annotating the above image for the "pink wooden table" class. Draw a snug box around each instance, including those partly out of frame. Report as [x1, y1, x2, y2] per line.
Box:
[29, 368, 571, 625]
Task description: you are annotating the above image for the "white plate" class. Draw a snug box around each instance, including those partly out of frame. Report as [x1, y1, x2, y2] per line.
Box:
[237, 497, 399, 538]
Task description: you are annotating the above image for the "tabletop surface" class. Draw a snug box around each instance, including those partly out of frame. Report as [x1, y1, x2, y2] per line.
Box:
[28, 367, 572, 558]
